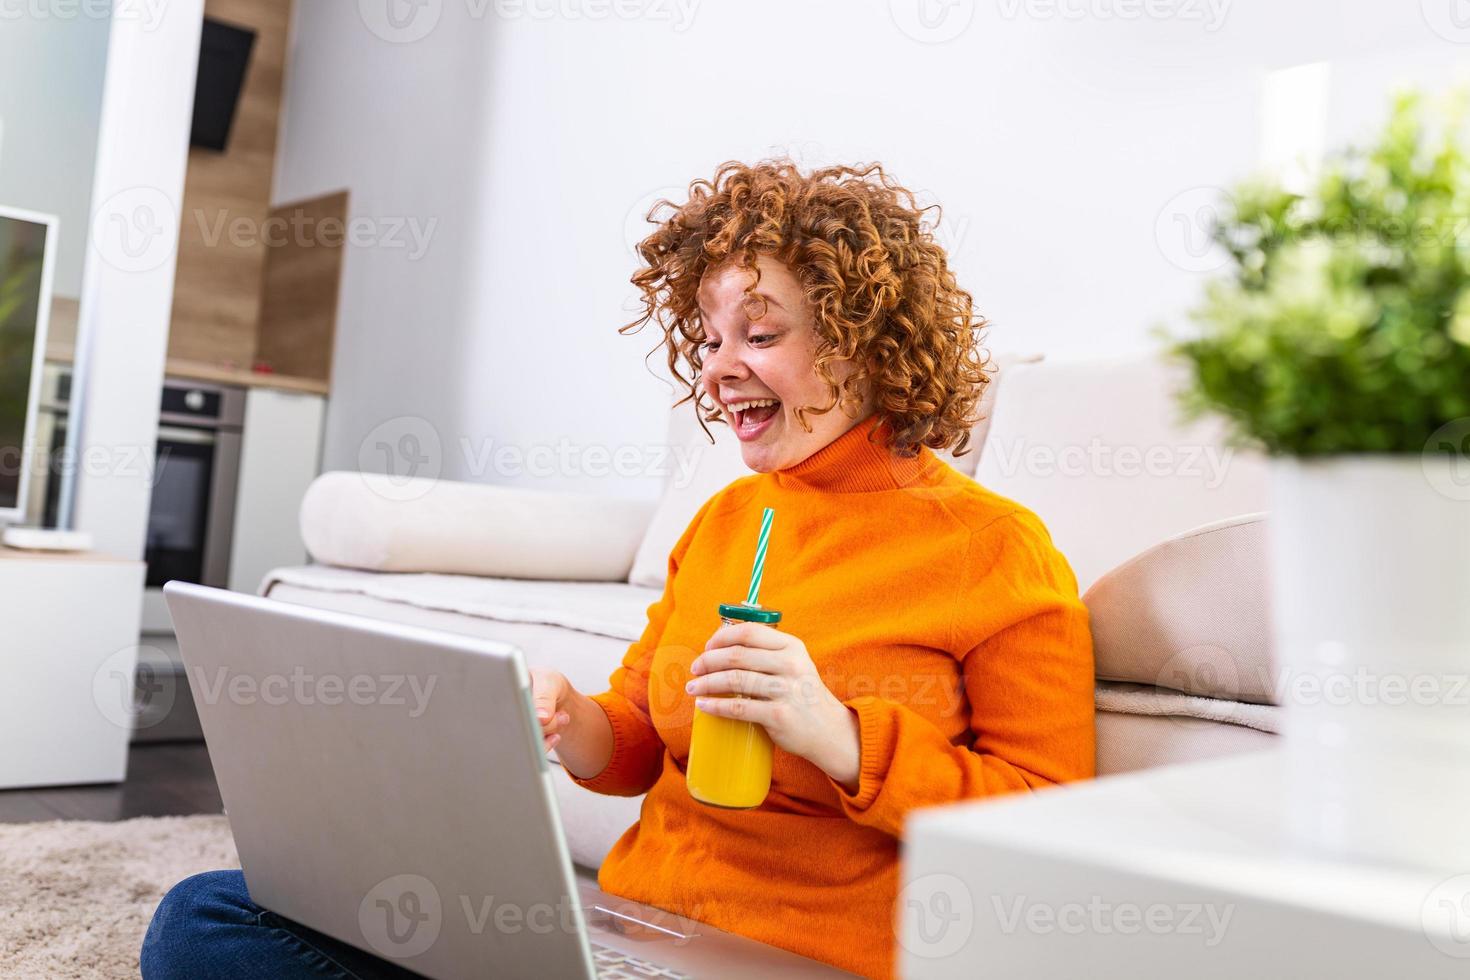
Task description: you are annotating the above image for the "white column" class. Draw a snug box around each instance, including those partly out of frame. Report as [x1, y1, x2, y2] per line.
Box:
[67, 0, 204, 560]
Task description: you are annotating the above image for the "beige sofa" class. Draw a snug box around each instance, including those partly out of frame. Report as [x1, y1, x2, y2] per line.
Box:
[259, 352, 1279, 871]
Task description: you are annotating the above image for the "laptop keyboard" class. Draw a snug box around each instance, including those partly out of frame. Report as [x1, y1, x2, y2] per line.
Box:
[591, 940, 692, 979]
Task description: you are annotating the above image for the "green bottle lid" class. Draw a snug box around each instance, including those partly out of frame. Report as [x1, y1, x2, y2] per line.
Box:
[718, 602, 782, 624]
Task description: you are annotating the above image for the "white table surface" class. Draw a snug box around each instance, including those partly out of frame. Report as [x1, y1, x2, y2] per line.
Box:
[901, 749, 1467, 978]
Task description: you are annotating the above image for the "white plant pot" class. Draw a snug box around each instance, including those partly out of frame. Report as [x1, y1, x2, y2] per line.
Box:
[1268, 455, 1470, 871]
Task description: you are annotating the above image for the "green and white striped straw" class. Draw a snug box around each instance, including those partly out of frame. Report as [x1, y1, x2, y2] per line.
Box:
[744, 507, 775, 607]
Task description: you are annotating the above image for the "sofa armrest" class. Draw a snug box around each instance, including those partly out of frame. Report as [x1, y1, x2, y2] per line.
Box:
[1083, 512, 1276, 704]
[299, 471, 657, 582]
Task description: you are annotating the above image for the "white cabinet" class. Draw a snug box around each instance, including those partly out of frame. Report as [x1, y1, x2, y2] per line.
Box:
[0, 550, 145, 787]
[227, 386, 326, 595]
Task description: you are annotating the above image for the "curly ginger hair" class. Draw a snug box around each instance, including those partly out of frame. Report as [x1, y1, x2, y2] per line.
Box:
[620, 158, 991, 460]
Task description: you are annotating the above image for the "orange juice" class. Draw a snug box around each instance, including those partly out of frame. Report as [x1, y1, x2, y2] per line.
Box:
[686, 603, 782, 809]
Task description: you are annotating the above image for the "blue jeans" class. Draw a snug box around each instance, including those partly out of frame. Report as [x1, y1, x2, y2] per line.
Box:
[141, 870, 427, 979]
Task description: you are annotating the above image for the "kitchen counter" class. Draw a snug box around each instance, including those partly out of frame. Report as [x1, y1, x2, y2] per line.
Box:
[46, 341, 328, 395]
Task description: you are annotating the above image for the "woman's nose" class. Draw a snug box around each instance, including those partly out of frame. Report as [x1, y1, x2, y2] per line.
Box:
[705, 343, 746, 380]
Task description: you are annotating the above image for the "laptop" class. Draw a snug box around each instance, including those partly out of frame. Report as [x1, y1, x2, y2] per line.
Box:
[164, 581, 852, 980]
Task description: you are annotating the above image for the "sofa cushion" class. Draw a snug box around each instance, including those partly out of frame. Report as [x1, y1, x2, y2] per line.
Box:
[1095, 709, 1276, 776]
[262, 564, 660, 644]
[972, 353, 1268, 592]
[626, 351, 1028, 590]
[1084, 513, 1277, 704]
[298, 471, 656, 582]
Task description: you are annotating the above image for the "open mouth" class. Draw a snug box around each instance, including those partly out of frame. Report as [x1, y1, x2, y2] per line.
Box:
[729, 399, 781, 440]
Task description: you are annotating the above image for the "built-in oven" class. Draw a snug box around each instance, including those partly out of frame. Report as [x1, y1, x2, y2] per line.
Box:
[25, 369, 246, 633]
[139, 377, 245, 633]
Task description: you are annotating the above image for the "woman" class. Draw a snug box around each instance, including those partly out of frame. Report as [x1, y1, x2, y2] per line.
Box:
[140, 160, 1095, 979]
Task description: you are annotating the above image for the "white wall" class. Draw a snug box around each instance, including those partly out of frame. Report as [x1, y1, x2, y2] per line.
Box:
[0, 11, 112, 298]
[277, 0, 1464, 502]
[273, 2, 497, 494]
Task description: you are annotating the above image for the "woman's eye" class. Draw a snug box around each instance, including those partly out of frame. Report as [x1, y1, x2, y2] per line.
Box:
[750, 334, 775, 344]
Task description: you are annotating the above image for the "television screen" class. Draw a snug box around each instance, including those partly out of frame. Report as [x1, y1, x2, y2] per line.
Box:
[0, 210, 54, 516]
[190, 17, 257, 152]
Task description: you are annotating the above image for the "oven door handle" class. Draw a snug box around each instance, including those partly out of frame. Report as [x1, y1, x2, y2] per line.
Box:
[156, 425, 217, 446]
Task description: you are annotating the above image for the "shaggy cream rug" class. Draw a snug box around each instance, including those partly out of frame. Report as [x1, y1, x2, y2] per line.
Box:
[0, 814, 239, 979]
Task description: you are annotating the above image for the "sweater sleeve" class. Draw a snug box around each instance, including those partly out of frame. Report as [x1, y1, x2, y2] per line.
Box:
[826, 510, 1096, 838]
[565, 491, 720, 797]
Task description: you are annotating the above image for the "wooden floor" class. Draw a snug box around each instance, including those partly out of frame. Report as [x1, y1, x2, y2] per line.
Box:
[0, 742, 223, 823]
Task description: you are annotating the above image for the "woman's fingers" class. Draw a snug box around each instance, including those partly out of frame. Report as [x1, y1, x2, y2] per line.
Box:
[687, 669, 783, 699]
[689, 645, 785, 677]
[695, 694, 777, 725]
[529, 667, 571, 732]
[532, 691, 560, 727]
[704, 622, 787, 652]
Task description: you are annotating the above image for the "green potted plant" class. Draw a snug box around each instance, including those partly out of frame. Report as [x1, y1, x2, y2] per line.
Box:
[1164, 86, 1470, 871]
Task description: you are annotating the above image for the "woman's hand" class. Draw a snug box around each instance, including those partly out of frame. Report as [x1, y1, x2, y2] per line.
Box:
[529, 667, 616, 781]
[528, 667, 574, 752]
[686, 621, 862, 794]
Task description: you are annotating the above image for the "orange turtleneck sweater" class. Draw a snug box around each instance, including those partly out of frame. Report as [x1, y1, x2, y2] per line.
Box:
[566, 414, 1095, 979]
